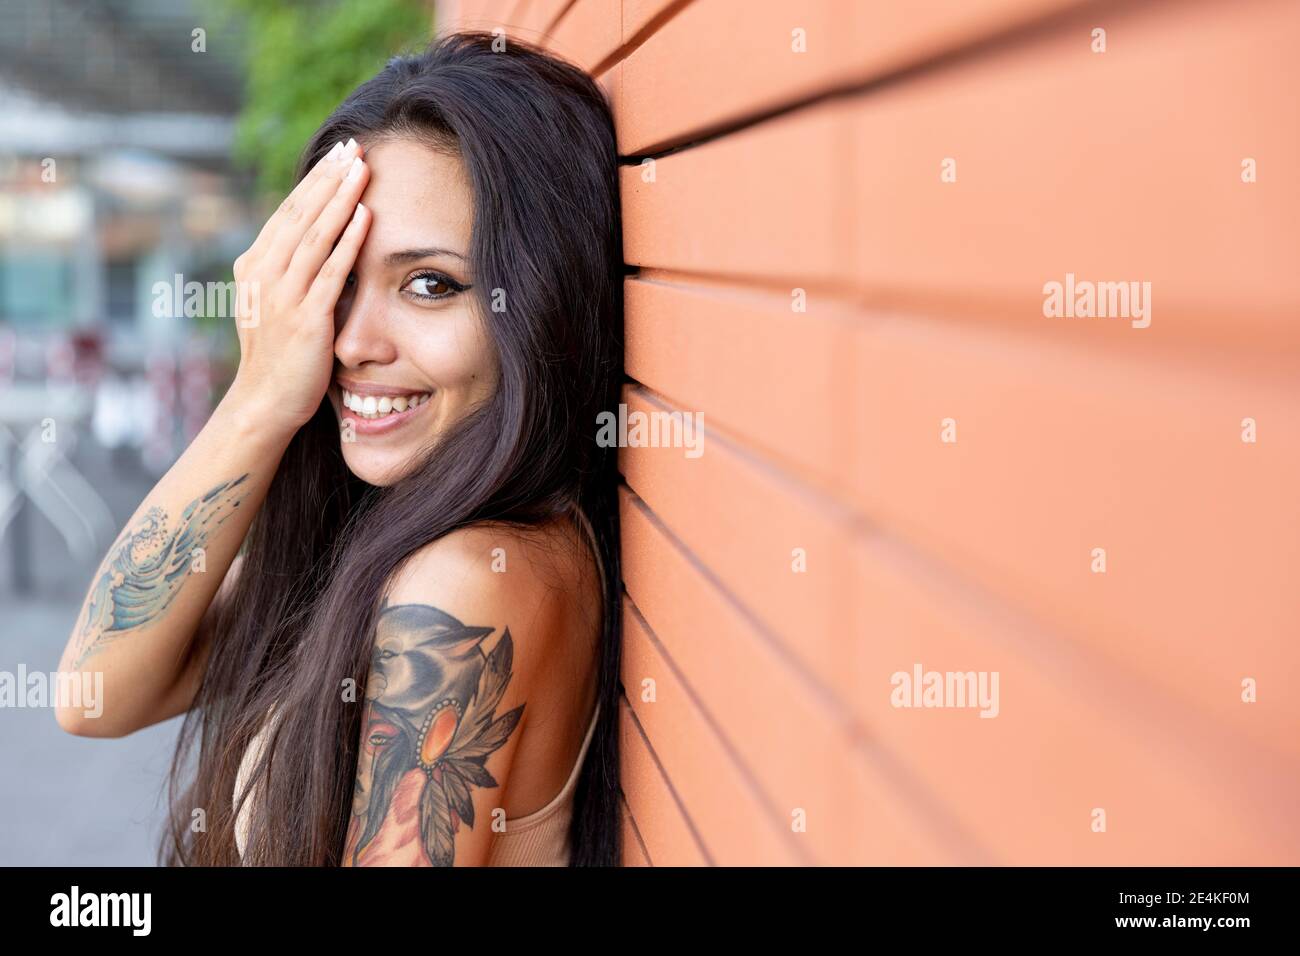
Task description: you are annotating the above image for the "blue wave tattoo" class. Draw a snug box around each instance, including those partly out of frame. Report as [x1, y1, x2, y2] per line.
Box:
[72, 474, 250, 666]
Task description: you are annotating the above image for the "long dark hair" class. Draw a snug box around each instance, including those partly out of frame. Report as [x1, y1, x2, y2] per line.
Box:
[161, 32, 624, 866]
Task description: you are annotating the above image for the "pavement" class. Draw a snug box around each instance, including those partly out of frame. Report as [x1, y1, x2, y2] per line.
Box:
[0, 433, 186, 866]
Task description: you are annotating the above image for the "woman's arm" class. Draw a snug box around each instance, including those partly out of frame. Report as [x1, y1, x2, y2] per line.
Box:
[53, 401, 284, 738]
[341, 528, 577, 867]
[54, 138, 373, 737]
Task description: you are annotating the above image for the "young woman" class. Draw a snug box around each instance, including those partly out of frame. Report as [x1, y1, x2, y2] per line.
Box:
[54, 33, 624, 867]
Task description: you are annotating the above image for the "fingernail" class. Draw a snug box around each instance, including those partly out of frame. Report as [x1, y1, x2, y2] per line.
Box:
[352, 202, 366, 222]
[326, 141, 344, 162]
[344, 137, 358, 156]
[346, 157, 363, 182]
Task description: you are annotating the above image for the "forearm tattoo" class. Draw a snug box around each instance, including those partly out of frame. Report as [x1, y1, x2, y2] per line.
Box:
[71, 474, 249, 667]
[344, 600, 525, 867]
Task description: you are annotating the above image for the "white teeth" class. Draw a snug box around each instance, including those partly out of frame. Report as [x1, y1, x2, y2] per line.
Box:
[339, 387, 430, 420]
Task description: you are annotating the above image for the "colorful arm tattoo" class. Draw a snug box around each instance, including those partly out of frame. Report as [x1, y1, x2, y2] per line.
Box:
[344, 600, 525, 867]
[71, 474, 250, 667]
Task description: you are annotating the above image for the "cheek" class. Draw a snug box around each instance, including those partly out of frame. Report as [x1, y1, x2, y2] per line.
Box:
[404, 307, 496, 393]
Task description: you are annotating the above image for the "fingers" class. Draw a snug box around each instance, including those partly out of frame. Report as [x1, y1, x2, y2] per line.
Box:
[263, 142, 364, 275]
[303, 202, 371, 313]
[282, 153, 371, 296]
[246, 138, 360, 268]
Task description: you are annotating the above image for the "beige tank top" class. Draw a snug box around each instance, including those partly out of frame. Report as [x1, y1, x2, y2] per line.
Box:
[232, 700, 599, 865]
[233, 505, 605, 866]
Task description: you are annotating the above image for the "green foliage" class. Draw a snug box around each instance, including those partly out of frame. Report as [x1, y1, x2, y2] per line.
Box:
[211, 0, 433, 197]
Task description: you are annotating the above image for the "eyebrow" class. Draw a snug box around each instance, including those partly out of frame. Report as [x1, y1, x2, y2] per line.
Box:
[383, 247, 467, 265]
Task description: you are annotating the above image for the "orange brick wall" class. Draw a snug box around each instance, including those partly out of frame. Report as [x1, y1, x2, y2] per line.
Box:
[437, 0, 1300, 865]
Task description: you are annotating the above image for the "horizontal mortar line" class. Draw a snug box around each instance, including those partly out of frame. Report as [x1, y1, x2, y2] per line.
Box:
[615, 0, 1153, 162]
[622, 269, 1300, 375]
[633, 371, 1300, 762]
[626, 269, 1300, 363]
[620, 485, 994, 864]
[624, 265, 867, 303]
[626, 369, 1300, 785]
[589, 0, 694, 77]
[619, 390, 1300, 788]
[857, 307, 1300, 391]
[618, 291, 1300, 491]
[862, 526, 1300, 825]
[619, 790, 654, 865]
[618, 686, 716, 865]
[624, 270, 1300, 386]
[621, 481, 859, 723]
[623, 455, 1300, 857]
[623, 595, 816, 864]
[618, 377, 863, 520]
[626, 374, 1300, 783]
[619, 378, 864, 524]
[540, 0, 580, 37]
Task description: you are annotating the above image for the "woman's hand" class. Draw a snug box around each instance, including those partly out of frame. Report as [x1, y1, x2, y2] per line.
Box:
[53, 143, 373, 734]
[227, 138, 372, 434]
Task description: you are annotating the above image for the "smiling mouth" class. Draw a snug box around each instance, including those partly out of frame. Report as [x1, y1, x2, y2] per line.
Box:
[340, 387, 432, 421]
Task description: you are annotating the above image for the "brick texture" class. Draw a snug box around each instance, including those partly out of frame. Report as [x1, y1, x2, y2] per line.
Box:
[436, 0, 1300, 865]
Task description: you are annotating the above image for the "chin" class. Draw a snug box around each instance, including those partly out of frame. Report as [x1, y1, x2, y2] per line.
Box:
[327, 393, 430, 486]
[340, 446, 417, 487]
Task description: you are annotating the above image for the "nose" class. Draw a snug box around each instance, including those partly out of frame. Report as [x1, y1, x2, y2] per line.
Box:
[334, 276, 398, 369]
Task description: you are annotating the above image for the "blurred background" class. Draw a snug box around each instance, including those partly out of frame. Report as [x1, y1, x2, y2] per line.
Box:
[0, 0, 432, 864]
[2, 0, 1298, 867]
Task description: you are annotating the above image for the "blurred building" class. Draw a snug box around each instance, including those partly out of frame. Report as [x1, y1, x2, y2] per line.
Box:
[0, 0, 255, 467]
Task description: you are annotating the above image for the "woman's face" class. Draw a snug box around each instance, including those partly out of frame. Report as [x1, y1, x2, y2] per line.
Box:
[328, 136, 497, 486]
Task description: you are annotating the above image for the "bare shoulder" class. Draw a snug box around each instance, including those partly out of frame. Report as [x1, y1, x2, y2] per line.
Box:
[389, 519, 593, 609]
[384, 518, 601, 676]
[344, 517, 603, 865]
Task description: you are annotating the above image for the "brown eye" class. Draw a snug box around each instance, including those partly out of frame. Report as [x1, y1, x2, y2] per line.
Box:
[401, 270, 467, 301]
[406, 275, 449, 297]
